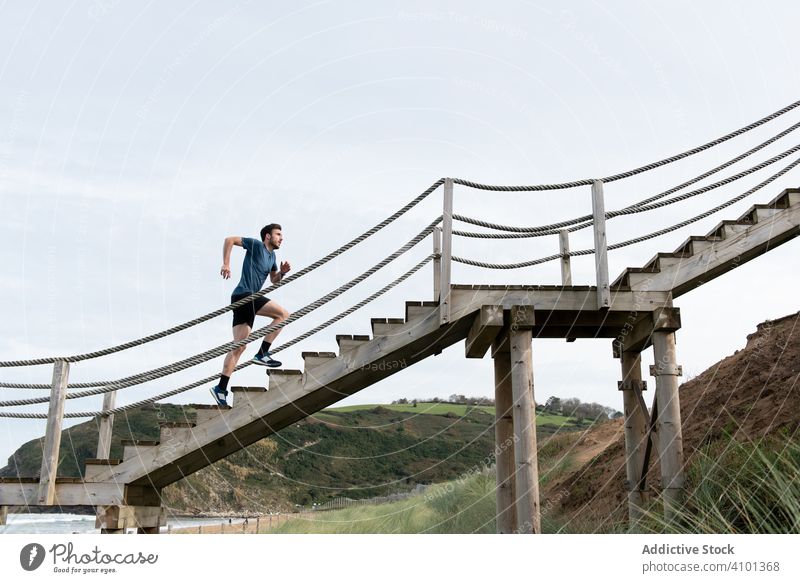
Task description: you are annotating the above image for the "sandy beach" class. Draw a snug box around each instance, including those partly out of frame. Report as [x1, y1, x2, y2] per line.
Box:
[167, 512, 314, 534]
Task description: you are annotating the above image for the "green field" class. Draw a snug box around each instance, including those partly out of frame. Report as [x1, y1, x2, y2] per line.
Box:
[320, 402, 591, 428]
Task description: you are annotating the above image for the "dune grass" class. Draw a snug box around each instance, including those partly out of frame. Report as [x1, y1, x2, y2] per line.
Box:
[634, 433, 800, 534]
[260, 432, 581, 534]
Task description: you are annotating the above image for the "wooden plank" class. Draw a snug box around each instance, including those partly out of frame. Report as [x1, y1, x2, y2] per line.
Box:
[465, 305, 504, 358]
[509, 327, 540, 533]
[0, 480, 126, 507]
[450, 287, 673, 320]
[440, 178, 453, 324]
[591, 180, 611, 309]
[559, 228, 572, 286]
[37, 360, 70, 505]
[493, 348, 517, 534]
[96, 390, 117, 459]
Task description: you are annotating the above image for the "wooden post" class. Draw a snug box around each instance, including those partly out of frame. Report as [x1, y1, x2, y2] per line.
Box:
[0, 505, 8, 526]
[37, 360, 70, 505]
[650, 330, 684, 522]
[591, 180, 610, 309]
[439, 178, 453, 325]
[432, 226, 442, 301]
[96, 390, 117, 459]
[619, 351, 649, 529]
[509, 307, 540, 534]
[493, 344, 517, 534]
[256, 516, 260, 532]
[558, 228, 572, 286]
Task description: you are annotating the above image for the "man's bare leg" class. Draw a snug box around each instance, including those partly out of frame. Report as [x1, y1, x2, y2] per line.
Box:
[222, 323, 251, 376]
[255, 300, 291, 344]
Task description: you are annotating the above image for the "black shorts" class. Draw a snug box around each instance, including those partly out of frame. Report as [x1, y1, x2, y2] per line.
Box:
[231, 292, 271, 328]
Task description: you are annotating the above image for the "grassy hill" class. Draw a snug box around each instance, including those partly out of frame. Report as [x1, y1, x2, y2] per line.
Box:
[0, 402, 591, 515]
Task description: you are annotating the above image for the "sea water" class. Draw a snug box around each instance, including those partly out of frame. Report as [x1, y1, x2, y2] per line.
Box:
[0, 513, 247, 534]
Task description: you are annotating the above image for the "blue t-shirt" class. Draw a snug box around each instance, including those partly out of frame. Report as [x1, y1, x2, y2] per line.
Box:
[231, 237, 278, 297]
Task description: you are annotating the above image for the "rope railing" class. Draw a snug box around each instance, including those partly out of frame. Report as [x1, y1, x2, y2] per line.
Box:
[0, 218, 441, 405]
[451, 98, 800, 192]
[0, 179, 445, 369]
[452, 139, 800, 238]
[451, 156, 800, 269]
[0, 253, 436, 419]
[4, 101, 799, 369]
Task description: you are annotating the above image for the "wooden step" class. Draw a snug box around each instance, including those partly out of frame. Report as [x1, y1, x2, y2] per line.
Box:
[193, 403, 231, 425]
[84, 458, 122, 480]
[610, 266, 659, 289]
[121, 440, 159, 462]
[767, 187, 800, 209]
[673, 235, 721, 256]
[705, 219, 751, 240]
[335, 334, 370, 355]
[158, 421, 196, 443]
[370, 317, 405, 337]
[231, 386, 267, 409]
[302, 352, 337, 382]
[737, 204, 782, 224]
[267, 369, 303, 393]
[642, 252, 687, 271]
[405, 301, 438, 324]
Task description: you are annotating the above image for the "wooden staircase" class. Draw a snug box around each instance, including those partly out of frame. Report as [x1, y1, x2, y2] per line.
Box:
[2, 188, 798, 512]
[610, 188, 800, 296]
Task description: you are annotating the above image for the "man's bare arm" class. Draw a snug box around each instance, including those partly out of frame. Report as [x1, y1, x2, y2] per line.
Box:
[220, 237, 243, 279]
[270, 260, 291, 283]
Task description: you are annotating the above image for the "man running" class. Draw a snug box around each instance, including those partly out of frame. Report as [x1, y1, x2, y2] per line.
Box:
[210, 223, 292, 406]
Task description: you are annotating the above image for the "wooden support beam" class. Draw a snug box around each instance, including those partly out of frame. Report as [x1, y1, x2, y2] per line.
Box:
[37, 360, 70, 505]
[465, 305, 504, 358]
[96, 505, 166, 534]
[651, 330, 684, 522]
[0, 505, 7, 526]
[618, 352, 649, 529]
[591, 180, 611, 309]
[637, 392, 659, 494]
[96, 390, 117, 459]
[612, 306, 681, 357]
[432, 226, 442, 301]
[439, 178, 453, 325]
[559, 228, 572, 286]
[509, 325, 540, 533]
[493, 341, 517, 534]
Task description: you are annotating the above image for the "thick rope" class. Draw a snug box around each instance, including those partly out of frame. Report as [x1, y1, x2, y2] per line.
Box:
[0, 218, 441, 406]
[452, 98, 800, 192]
[0, 179, 445, 368]
[451, 156, 800, 269]
[452, 141, 800, 238]
[0, 254, 435, 419]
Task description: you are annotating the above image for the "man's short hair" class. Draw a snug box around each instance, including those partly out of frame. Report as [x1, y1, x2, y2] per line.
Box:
[261, 223, 282, 241]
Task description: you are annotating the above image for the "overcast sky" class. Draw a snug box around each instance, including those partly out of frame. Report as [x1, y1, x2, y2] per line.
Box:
[1, 0, 799, 468]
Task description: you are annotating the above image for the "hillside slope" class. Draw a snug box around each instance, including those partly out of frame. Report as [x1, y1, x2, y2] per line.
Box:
[545, 310, 800, 526]
[1, 403, 586, 515]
